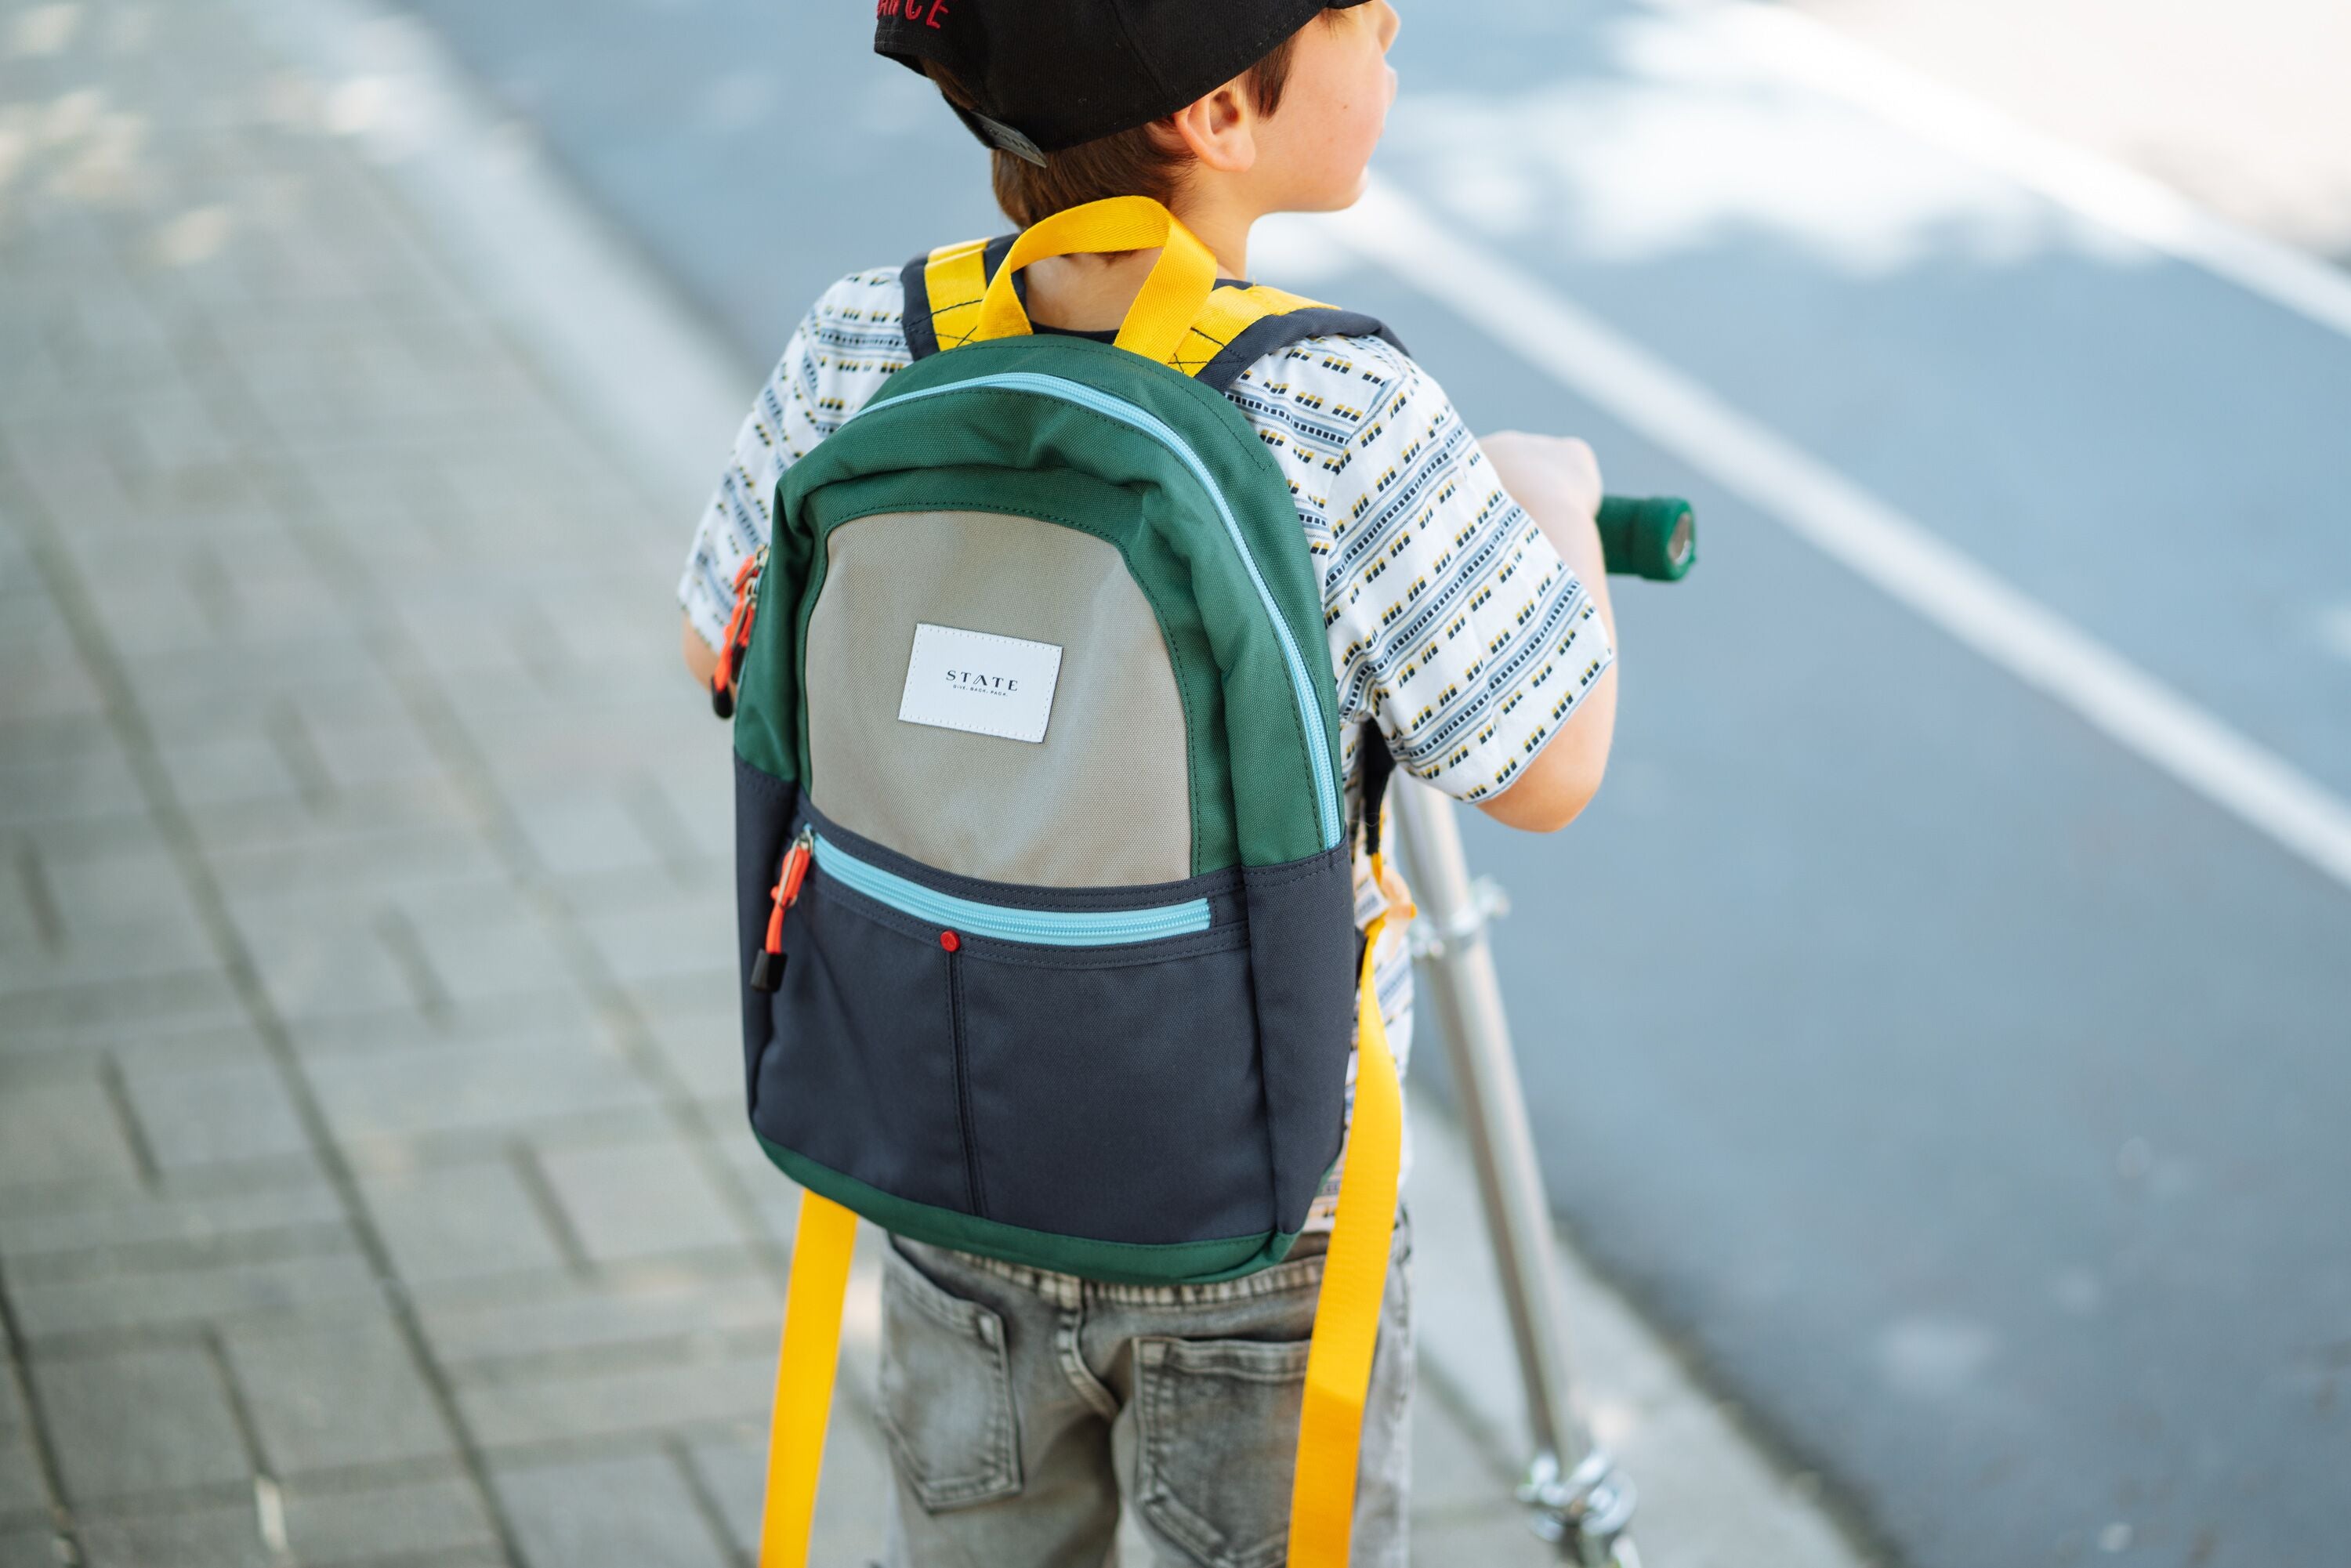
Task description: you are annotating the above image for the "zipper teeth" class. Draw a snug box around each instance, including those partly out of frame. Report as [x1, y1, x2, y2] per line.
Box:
[944, 948, 985, 1215]
[813, 835, 1212, 947]
[845, 371, 1343, 850]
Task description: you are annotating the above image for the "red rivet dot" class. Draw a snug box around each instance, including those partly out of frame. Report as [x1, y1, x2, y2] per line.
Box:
[939, 931, 961, 952]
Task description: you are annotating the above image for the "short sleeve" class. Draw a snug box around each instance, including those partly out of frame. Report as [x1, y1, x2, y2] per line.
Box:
[676, 269, 912, 651]
[1311, 348, 1614, 805]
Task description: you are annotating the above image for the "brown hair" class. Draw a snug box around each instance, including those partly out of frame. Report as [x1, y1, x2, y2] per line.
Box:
[923, 14, 1328, 232]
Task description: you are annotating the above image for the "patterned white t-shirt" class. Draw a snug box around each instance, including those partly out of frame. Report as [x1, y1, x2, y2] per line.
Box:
[679, 265, 1614, 1232]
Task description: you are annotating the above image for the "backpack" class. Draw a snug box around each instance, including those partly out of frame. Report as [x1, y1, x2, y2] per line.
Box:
[718, 196, 1412, 1568]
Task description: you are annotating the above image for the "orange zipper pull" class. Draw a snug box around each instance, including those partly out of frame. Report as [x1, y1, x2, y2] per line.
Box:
[710, 546, 768, 720]
[751, 826, 816, 993]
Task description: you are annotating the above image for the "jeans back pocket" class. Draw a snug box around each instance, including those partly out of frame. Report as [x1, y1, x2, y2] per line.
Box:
[1132, 1334, 1313, 1568]
[877, 1237, 1023, 1512]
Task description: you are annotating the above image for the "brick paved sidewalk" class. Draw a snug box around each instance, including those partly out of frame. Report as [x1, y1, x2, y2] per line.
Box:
[0, 2, 1556, 1563]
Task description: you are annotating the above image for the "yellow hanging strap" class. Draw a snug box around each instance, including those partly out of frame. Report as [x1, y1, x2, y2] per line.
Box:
[922, 234, 1339, 380]
[1287, 857, 1409, 1568]
[967, 195, 1219, 365]
[758, 1188, 860, 1568]
[921, 198, 1357, 383]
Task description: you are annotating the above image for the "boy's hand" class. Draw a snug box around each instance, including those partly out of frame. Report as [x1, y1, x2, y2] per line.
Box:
[1481, 432, 1604, 585]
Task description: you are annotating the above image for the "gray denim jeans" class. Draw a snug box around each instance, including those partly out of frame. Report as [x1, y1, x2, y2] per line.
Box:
[875, 1206, 1414, 1568]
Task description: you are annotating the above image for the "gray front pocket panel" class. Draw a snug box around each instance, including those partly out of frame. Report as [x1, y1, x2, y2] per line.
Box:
[803, 509, 1193, 887]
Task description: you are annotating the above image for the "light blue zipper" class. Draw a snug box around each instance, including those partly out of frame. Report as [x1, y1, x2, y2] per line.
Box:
[813, 834, 1212, 947]
[844, 371, 1344, 850]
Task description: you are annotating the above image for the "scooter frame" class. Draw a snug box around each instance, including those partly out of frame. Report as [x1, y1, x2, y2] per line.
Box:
[1391, 744, 1640, 1567]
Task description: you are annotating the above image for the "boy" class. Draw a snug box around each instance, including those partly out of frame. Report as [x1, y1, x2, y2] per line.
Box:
[679, 2, 1618, 1561]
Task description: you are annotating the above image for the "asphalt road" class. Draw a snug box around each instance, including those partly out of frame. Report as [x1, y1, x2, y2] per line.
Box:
[383, 0, 2351, 1562]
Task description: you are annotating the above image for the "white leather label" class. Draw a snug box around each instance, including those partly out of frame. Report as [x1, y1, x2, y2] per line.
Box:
[898, 623, 1063, 744]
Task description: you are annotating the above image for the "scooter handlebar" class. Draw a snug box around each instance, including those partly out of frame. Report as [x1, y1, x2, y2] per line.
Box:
[1596, 495, 1697, 581]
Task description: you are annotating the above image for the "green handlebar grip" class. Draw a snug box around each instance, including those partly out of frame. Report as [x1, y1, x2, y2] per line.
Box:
[1596, 495, 1697, 581]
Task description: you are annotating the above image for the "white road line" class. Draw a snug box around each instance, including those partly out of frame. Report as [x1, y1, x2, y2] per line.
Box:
[1331, 176, 2351, 896]
[1652, 0, 2351, 342]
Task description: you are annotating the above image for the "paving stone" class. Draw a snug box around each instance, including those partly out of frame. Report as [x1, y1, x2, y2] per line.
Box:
[686, 1403, 896, 1566]
[217, 1313, 454, 1476]
[394, 592, 542, 690]
[281, 1470, 501, 1565]
[0, 745, 144, 827]
[640, 764, 736, 871]
[0, 637, 100, 726]
[231, 898, 448, 1030]
[27, 1346, 248, 1504]
[281, 987, 610, 1061]
[117, 1056, 311, 1173]
[573, 890, 735, 992]
[6, 1244, 378, 1342]
[205, 817, 506, 910]
[1410, 1505, 1558, 1566]
[493, 1450, 731, 1568]
[293, 711, 448, 798]
[150, 730, 306, 815]
[0, 877, 57, 984]
[0, 1078, 142, 1193]
[398, 901, 582, 1009]
[515, 791, 667, 882]
[358, 1158, 567, 1286]
[77, 1501, 273, 1568]
[709, 1131, 803, 1250]
[456, 1346, 777, 1450]
[124, 644, 398, 743]
[101, 1022, 275, 1086]
[0, 1371, 49, 1523]
[0, 1177, 343, 1262]
[0, 829, 216, 991]
[1411, 1380, 1522, 1512]
[0, 969, 247, 1063]
[420, 1259, 779, 1368]
[0, 1527, 65, 1568]
[2, 1212, 353, 1300]
[82, 553, 244, 662]
[306, 1030, 657, 1151]
[533, 1135, 748, 1266]
[636, 991, 743, 1109]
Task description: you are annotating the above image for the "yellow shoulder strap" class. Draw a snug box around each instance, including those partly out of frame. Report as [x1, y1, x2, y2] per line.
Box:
[757, 1190, 858, 1567]
[918, 236, 995, 354]
[1168, 282, 1338, 380]
[1286, 866, 1407, 1568]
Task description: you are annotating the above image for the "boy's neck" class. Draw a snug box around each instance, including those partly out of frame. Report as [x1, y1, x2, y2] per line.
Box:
[1021, 203, 1255, 335]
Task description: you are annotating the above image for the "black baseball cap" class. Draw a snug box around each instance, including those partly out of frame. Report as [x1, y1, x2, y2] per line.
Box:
[875, 0, 1371, 165]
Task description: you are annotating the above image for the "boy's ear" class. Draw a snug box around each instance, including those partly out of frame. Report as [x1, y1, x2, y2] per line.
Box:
[1165, 78, 1259, 175]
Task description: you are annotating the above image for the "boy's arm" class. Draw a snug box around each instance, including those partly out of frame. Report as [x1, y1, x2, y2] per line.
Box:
[677, 340, 801, 692]
[1314, 346, 1620, 838]
[1471, 432, 1617, 833]
[683, 613, 720, 686]
[676, 268, 915, 694]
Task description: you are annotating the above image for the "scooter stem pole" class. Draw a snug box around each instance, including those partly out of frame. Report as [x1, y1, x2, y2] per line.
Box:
[1391, 780, 1636, 1564]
